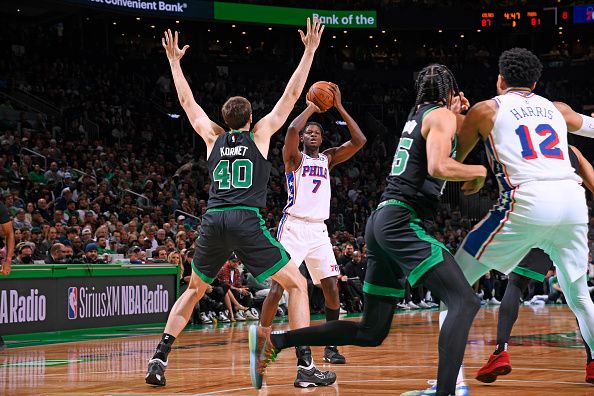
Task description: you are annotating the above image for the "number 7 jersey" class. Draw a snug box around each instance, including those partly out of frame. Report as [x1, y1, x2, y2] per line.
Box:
[207, 131, 272, 209]
[487, 92, 581, 192]
[283, 152, 331, 221]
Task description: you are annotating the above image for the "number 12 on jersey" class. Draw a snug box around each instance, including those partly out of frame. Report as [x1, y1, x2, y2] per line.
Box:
[515, 123, 564, 160]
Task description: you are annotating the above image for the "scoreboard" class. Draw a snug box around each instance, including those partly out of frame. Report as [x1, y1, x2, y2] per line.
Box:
[478, 5, 593, 29]
[479, 9, 555, 29]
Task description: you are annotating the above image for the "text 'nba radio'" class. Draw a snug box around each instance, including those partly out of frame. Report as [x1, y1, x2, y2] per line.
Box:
[68, 284, 169, 320]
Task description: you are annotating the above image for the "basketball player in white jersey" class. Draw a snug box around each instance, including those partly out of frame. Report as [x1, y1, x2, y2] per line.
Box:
[429, 47, 594, 391]
[258, 83, 366, 387]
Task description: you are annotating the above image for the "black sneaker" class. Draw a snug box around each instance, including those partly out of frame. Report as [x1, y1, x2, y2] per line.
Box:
[324, 346, 346, 364]
[294, 363, 337, 388]
[0, 336, 5, 350]
[145, 358, 167, 386]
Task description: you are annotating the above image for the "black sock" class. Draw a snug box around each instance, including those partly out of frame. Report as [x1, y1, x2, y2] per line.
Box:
[325, 306, 340, 322]
[295, 346, 313, 367]
[152, 333, 176, 362]
[494, 343, 507, 355]
[496, 273, 530, 350]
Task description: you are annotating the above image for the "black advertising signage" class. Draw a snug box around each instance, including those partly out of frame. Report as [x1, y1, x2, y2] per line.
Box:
[0, 275, 176, 335]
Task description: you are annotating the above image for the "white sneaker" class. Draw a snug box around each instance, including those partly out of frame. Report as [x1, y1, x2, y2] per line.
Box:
[199, 312, 212, 324]
[488, 297, 501, 305]
[418, 300, 431, 309]
[276, 307, 285, 316]
[245, 309, 258, 320]
[477, 291, 484, 299]
[407, 301, 420, 309]
[217, 312, 230, 323]
[235, 310, 246, 321]
[339, 307, 347, 314]
[397, 302, 410, 310]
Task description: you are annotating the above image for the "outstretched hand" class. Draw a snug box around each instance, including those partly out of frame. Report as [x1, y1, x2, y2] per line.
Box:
[299, 17, 324, 52]
[162, 29, 189, 63]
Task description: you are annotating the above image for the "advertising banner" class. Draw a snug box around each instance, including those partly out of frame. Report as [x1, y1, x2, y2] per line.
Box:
[0, 275, 176, 335]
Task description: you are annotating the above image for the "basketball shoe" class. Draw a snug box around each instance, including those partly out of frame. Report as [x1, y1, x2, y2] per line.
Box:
[401, 380, 469, 395]
[145, 358, 167, 386]
[248, 325, 278, 389]
[323, 346, 346, 364]
[475, 351, 512, 383]
[294, 346, 337, 388]
[586, 361, 594, 384]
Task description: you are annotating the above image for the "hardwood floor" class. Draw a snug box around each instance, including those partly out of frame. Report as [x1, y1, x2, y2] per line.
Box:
[1, 305, 592, 395]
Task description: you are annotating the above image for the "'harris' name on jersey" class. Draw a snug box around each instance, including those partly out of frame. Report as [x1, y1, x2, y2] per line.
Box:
[220, 146, 248, 157]
[509, 106, 554, 121]
[301, 165, 328, 179]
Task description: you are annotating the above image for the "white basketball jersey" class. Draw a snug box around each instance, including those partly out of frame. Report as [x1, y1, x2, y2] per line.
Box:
[487, 91, 581, 191]
[283, 153, 331, 221]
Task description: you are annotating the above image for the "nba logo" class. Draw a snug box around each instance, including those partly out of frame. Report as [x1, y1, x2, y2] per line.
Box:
[68, 287, 77, 319]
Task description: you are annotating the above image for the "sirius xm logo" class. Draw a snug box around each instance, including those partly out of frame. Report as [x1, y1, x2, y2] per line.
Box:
[67, 284, 169, 320]
[0, 289, 47, 324]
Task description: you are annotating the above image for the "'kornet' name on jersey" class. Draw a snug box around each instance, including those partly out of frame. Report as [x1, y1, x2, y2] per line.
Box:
[510, 106, 554, 121]
[301, 165, 328, 179]
[220, 146, 248, 157]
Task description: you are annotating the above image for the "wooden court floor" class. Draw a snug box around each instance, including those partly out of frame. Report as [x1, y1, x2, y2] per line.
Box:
[1, 305, 593, 395]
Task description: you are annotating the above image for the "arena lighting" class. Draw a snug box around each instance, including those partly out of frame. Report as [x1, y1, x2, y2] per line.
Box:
[477, 29, 481, 32]
[332, 35, 336, 38]
[175, 20, 180, 24]
[381, 30, 386, 33]
[268, 27, 272, 30]
[231, 24, 236, 27]
[150, 25, 155, 28]
[113, 22, 117, 25]
[241, 31, 246, 34]
[438, 29, 443, 33]
[136, 17, 140, 20]
[343, 30, 347, 33]
[460, 34, 465, 38]
[168, 113, 180, 119]
[369, 35, 373, 38]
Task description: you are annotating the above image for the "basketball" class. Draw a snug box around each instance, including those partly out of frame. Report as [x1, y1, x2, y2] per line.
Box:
[306, 81, 334, 111]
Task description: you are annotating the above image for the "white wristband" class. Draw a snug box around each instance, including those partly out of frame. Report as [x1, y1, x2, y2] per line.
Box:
[571, 114, 594, 138]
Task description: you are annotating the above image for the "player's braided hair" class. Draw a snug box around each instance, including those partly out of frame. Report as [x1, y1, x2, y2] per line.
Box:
[413, 64, 459, 113]
[498, 48, 543, 89]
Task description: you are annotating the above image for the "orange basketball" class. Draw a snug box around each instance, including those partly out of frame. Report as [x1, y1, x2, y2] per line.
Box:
[306, 81, 334, 111]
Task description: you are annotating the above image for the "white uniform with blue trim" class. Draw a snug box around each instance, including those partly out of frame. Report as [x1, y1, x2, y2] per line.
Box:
[455, 91, 588, 284]
[277, 152, 339, 284]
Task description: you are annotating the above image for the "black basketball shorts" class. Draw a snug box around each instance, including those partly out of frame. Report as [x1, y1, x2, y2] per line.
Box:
[192, 206, 290, 283]
[363, 199, 452, 298]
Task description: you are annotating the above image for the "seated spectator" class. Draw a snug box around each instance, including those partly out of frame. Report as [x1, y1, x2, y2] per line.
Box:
[82, 243, 105, 264]
[81, 227, 94, 244]
[97, 236, 115, 255]
[12, 242, 34, 264]
[30, 227, 45, 260]
[62, 242, 74, 263]
[216, 253, 255, 321]
[246, 273, 285, 316]
[153, 246, 169, 262]
[127, 246, 143, 264]
[13, 209, 32, 231]
[45, 243, 65, 264]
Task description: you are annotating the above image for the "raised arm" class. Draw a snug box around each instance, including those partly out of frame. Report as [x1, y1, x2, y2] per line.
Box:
[570, 145, 594, 194]
[162, 30, 224, 154]
[283, 101, 320, 172]
[253, 17, 324, 140]
[424, 108, 487, 186]
[323, 84, 367, 170]
[554, 101, 594, 138]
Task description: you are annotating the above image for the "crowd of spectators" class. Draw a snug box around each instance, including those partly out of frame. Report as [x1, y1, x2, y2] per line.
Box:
[1, 15, 594, 322]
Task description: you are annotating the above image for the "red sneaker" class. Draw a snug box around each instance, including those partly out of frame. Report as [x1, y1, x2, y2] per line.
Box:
[586, 361, 594, 385]
[476, 351, 512, 383]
